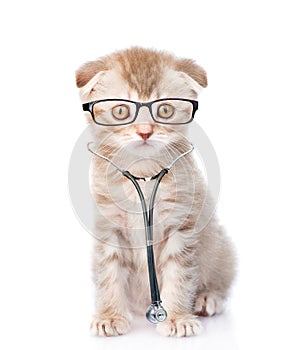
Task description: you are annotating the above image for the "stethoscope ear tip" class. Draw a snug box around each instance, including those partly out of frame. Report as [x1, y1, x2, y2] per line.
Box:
[146, 302, 167, 324]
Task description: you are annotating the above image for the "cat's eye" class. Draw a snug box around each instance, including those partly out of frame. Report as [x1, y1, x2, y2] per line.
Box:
[157, 104, 175, 119]
[112, 104, 130, 120]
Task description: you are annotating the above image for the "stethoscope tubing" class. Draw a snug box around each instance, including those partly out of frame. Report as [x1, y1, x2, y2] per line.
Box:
[123, 168, 168, 303]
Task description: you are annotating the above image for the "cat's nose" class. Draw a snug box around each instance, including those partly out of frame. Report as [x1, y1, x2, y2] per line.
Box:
[136, 124, 153, 140]
[138, 132, 153, 140]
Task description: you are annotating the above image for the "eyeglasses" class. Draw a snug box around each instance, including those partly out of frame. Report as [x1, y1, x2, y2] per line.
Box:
[82, 98, 198, 126]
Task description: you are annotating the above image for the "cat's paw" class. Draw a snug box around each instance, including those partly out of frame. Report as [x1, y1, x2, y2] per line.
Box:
[156, 315, 202, 337]
[90, 315, 130, 336]
[194, 292, 224, 317]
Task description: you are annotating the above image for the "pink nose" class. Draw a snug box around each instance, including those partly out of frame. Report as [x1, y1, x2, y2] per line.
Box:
[136, 124, 153, 140]
[137, 132, 153, 140]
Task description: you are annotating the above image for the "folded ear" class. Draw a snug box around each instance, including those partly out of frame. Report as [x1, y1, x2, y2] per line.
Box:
[175, 58, 208, 88]
[75, 60, 107, 88]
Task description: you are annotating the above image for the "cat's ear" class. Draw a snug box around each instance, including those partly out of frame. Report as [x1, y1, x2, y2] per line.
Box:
[175, 59, 208, 89]
[75, 60, 107, 88]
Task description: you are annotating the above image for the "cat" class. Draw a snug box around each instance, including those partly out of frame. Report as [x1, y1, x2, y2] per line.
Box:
[75, 47, 236, 337]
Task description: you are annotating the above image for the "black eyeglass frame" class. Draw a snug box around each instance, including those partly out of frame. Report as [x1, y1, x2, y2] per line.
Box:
[82, 98, 198, 126]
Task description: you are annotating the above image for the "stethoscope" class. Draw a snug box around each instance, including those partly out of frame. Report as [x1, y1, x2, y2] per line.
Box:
[87, 142, 194, 323]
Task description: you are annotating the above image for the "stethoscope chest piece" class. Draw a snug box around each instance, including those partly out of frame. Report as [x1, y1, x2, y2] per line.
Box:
[146, 302, 167, 324]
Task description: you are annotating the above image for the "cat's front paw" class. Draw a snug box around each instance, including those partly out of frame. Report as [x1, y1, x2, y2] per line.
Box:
[90, 315, 130, 337]
[156, 315, 202, 337]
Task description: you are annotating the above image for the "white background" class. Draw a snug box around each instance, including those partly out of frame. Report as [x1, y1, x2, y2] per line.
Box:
[0, 1, 289, 349]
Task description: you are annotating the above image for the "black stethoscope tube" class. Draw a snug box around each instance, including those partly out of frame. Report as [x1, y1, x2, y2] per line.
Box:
[123, 168, 168, 304]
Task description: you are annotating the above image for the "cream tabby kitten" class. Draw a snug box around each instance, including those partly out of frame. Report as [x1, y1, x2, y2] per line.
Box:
[76, 47, 236, 337]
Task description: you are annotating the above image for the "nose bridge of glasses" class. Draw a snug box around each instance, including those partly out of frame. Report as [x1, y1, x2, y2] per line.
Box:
[135, 102, 153, 123]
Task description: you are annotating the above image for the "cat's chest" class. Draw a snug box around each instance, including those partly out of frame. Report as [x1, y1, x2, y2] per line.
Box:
[104, 172, 173, 211]
[121, 176, 175, 209]
[121, 179, 175, 245]
[93, 167, 193, 245]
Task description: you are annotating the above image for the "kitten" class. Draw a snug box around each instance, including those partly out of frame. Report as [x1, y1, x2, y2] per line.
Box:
[76, 47, 236, 337]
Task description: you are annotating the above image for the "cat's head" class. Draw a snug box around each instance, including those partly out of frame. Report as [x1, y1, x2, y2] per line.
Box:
[76, 47, 207, 169]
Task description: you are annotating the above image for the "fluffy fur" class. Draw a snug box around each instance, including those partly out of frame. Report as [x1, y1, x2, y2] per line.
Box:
[76, 47, 236, 337]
